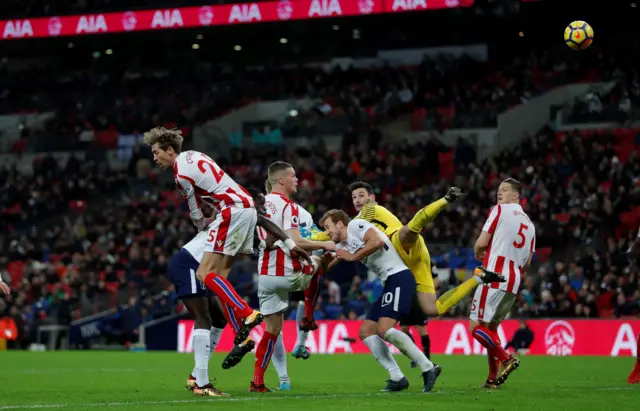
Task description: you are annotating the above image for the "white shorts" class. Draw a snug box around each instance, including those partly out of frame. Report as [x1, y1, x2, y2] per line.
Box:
[469, 285, 516, 324]
[257, 258, 320, 316]
[204, 207, 257, 256]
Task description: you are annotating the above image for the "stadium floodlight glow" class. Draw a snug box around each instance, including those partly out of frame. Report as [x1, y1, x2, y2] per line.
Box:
[280, 37, 287, 44]
[192, 43, 200, 49]
[105, 48, 113, 54]
[234, 45, 241, 51]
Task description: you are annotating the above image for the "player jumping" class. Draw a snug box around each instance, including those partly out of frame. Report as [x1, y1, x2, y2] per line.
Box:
[470, 178, 535, 388]
[320, 209, 442, 393]
[625, 225, 640, 384]
[173, 202, 311, 395]
[249, 162, 335, 393]
[144, 128, 309, 353]
[263, 170, 335, 389]
[313, 182, 504, 318]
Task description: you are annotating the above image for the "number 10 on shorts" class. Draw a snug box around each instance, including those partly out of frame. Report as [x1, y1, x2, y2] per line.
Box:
[381, 287, 400, 312]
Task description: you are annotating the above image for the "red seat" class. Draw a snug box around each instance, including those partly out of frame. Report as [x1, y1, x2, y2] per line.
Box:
[7, 261, 25, 284]
[536, 247, 552, 264]
[69, 200, 87, 213]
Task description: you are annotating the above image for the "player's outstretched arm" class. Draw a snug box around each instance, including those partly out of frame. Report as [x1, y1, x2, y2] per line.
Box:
[286, 228, 336, 252]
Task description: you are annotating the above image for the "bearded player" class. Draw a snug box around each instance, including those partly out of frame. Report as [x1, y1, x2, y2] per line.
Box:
[625, 226, 640, 384]
[470, 178, 535, 388]
[312, 182, 504, 319]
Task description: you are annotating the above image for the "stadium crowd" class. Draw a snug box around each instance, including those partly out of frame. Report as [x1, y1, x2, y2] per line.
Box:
[2, 44, 613, 154]
[1, 118, 639, 346]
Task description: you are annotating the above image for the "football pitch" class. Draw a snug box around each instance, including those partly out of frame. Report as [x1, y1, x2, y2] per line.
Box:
[0, 352, 637, 410]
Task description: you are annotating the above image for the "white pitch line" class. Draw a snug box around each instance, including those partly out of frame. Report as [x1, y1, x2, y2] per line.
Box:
[0, 387, 637, 410]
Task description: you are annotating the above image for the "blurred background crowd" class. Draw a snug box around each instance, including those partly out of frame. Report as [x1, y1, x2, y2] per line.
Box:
[0, 0, 639, 349]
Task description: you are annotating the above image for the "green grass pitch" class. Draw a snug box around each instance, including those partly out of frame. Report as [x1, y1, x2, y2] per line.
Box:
[0, 351, 637, 410]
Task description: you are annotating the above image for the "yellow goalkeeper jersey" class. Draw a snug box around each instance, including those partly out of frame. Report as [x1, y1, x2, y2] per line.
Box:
[311, 202, 403, 241]
[355, 202, 403, 237]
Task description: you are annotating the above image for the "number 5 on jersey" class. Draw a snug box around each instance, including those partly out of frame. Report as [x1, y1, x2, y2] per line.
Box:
[207, 228, 217, 243]
[513, 223, 528, 249]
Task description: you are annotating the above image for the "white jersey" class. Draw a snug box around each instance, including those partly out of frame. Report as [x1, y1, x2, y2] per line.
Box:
[482, 203, 536, 294]
[338, 220, 407, 283]
[173, 150, 254, 222]
[257, 192, 303, 276]
[182, 231, 208, 263]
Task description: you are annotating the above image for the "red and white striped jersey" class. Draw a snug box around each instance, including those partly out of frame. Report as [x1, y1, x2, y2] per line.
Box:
[257, 192, 303, 276]
[482, 203, 536, 294]
[173, 151, 254, 222]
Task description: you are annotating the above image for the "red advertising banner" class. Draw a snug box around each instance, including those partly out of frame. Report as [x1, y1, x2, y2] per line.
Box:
[177, 319, 640, 357]
[0, 1, 473, 40]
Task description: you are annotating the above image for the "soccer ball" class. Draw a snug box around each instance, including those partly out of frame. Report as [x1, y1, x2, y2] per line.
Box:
[564, 21, 594, 50]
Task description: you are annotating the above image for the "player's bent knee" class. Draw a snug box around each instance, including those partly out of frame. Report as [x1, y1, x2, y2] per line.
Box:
[376, 325, 392, 340]
[469, 320, 482, 332]
[359, 320, 377, 341]
[193, 310, 212, 330]
[417, 292, 438, 316]
[264, 314, 284, 335]
[398, 226, 418, 244]
[211, 315, 227, 329]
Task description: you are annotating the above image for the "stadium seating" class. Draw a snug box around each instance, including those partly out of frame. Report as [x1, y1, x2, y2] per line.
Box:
[2, 119, 639, 348]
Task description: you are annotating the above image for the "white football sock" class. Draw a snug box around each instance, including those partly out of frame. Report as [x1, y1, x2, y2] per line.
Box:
[295, 303, 308, 348]
[209, 327, 224, 355]
[272, 333, 290, 383]
[192, 328, 211, 387]
[362, 335, 405, 381]
[384, 328, 434, 373]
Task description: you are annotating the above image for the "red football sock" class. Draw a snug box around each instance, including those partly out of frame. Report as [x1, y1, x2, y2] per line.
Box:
[471, 325, 510, 362]
[303, 270, 322, 319]
[636, 334, 640, 363]
[221, 302, 241, 333]
[204, 272, 253, 318]
[253, 331, 278, 386]
[488, 349, 500, 381]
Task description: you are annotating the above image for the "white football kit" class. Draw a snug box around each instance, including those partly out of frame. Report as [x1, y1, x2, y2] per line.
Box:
[470, 203, 536, 323]
[338, 220, 408, 282]
[174, 150, 257, 256]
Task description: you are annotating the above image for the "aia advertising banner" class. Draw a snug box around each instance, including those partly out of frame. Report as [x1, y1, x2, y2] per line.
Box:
[177, 319, 640, 357]
[0, 1, 473, 40]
